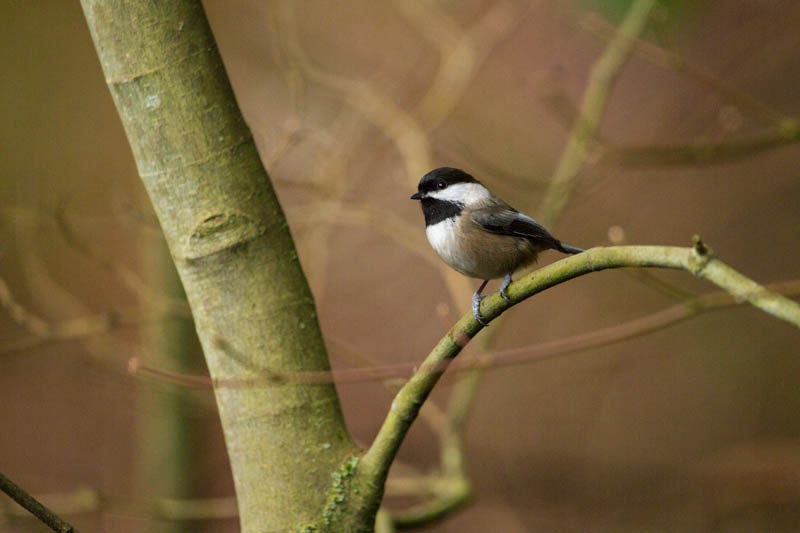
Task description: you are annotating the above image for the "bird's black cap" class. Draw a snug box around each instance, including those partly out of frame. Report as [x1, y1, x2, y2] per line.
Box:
[411, 167, 478, 199]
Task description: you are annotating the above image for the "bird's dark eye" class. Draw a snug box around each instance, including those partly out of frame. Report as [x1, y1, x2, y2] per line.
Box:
[436, 181, 446, 190]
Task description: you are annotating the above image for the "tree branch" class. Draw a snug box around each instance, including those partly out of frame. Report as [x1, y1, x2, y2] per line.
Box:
[0, 472, 79, 532]
[600, 124, 800, 167]
[580, 11, 789, 126]
[357, 242, 800, 505]
[538, 0, 657, 225]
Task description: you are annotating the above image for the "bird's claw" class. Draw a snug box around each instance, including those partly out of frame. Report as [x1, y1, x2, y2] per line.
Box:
[500, 286, 511, 303]
[471, 294, 489, 326]
[500, 272, 513, 304]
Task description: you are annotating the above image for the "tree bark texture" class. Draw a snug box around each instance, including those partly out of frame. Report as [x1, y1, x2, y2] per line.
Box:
[80, 1, 358, 531]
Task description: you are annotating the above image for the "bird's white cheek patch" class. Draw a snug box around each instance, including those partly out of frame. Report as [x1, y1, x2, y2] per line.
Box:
[426, 182, 491, 204]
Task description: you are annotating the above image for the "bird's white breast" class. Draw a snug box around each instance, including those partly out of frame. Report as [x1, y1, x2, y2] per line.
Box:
[425, 217, 474, 277]
[425, 218, 457, 256]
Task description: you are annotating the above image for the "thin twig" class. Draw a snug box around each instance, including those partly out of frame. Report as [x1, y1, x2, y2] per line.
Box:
[600, 125, 800, 167]
[580, 12, 790, 126]
[0, 485, 236, 522]
[396, 0, 528, 131]
[541, 88, 800, 168]
[54, 202, 191, 316]
[127, 276, 800, 388]
[0, 273, 189, 356]
[391, 478, 470, 530]
[538, 0, 657, 226]
[0, 472, 79, 532]
[276, 2, 431, 188]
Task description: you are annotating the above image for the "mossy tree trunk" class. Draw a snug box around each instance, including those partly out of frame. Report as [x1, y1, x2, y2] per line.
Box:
[80, 1, 365, 530]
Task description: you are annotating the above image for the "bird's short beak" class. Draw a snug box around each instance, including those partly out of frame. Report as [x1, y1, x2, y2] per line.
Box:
[410, 192, 423, 200]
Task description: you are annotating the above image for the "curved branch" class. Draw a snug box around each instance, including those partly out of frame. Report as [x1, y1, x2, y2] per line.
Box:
[357, 242, 800, 504]
[390, 478, 470, 530]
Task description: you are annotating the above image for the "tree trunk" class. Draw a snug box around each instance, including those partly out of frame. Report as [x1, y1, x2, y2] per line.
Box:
[80, 1, 360, 530]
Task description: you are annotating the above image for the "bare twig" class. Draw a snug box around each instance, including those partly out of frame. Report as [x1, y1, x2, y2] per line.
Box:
[127, 277, 800, 388]
[0, 472, 79, 532]
[0, 487, 97, 520]
[570, 11, 800, 168]
[541, 88, 800, 168]
[538, 0, 657, 226]
[391, 478, 470, 530]
[580, 12, 789, 126]
[396, 0, 528, 130]
[0, 485, 236, 522]
[0, 275, 50, 336]
[54, 202, 191, 316]
[600, 124, 800, 167]
[0, 274, 187, 356]
[275, 2, 432, 187]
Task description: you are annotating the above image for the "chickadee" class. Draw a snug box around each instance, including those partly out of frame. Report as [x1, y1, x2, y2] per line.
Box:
[411, 167, 583, 325]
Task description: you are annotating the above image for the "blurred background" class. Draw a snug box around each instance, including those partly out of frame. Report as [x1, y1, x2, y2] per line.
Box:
[2, 0, 800, 531]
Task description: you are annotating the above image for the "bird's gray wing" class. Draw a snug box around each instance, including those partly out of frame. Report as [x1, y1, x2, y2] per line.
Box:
[469, 200, 556, 243]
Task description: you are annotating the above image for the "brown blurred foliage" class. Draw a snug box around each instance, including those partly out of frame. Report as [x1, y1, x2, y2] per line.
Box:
[2, 1, 800, 531]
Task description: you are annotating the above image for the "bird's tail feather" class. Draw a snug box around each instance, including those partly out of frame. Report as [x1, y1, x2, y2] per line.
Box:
[555, 241, 583, 254]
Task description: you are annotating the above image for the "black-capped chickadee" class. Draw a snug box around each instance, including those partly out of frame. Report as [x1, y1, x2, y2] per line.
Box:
[411, 167, 583, 325]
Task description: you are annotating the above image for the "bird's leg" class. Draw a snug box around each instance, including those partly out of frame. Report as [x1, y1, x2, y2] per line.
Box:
[500, 272, 513, 303]
[471, 279, 490, 326]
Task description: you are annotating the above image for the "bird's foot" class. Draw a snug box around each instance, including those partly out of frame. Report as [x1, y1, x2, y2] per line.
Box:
[500, 272, 513, 303]
[471, 293, 489, 326]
